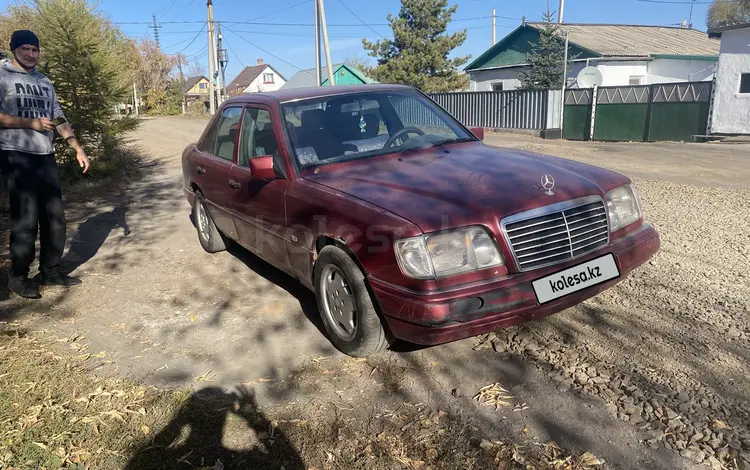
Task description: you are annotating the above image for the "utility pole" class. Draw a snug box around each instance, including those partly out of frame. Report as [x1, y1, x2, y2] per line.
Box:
[151, 14, 162, 48]
[207, 0, 216, 115]
[318, 0, 335, 86]
[177, 54, 185, 114]
[688, 0, 695, 28]
[558, 0, 565, 23]
[133, 82, 139, 116]
[314, 0, 321, 86]
[492, 9, 496, 45]
[217, 22, 228, 103]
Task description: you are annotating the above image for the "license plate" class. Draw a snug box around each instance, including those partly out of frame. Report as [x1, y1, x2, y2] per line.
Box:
[532, 254, 620, 304]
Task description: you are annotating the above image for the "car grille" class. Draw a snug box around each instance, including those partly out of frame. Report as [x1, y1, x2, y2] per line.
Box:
[503, 199, 610, 271]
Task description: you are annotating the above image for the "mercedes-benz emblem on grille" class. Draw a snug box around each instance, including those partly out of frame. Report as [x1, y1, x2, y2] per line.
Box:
[541, 174, 555, 196]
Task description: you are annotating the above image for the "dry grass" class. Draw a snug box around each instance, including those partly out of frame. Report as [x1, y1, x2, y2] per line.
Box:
[0, 326, 607, 470]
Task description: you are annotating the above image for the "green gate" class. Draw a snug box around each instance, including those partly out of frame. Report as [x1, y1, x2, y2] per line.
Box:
[561, 81, 712, 142]
[647, 82, 712, 142]
[593, 86, 650, 141]
[562, 89, 592, 140]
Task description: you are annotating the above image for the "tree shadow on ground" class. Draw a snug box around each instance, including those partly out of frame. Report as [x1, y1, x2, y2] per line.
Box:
[125, 385, 306, 470]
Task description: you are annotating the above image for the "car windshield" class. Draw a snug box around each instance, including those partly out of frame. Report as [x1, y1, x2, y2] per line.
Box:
[280, 90, 475, 168]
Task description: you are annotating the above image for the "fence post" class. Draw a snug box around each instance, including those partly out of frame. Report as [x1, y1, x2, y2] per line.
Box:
[643, 84, 655, 142]
[589, 85, 598, 141]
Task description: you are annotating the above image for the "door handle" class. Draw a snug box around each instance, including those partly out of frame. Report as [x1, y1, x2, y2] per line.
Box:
[196, 166, 206, 175]
[228, 179, 241, 189]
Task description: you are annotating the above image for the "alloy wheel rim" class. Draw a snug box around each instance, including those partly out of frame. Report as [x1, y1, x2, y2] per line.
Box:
[197, 201, 210, 241]
[320, 265, 357, 341]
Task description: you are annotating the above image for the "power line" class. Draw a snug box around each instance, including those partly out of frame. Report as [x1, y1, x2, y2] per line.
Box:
[633, 0, 711, 3]
[223, 26, 304, 71]
[165, 0, 197, 22]
[162, 35, 198, 50]
[169, 21, 207, 55]
[156, 0, 179, 19]
[336, 0, 386, 39]
[113, 16, 505, 26]
[236, 0, 313, 24]
[222, 37, 245, 69]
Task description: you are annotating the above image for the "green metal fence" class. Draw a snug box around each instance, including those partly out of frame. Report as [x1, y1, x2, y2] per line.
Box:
[562, 89, 592, 140]
[562, 81, 712, 142]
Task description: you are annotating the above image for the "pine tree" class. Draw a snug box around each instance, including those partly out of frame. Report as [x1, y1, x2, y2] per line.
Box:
[361, 0, 471, 93]
[0, 0, 140, 165]
[517, 11, 573, 90]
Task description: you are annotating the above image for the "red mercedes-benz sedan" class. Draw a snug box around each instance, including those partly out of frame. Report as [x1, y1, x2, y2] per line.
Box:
[181, 84, 660, 357]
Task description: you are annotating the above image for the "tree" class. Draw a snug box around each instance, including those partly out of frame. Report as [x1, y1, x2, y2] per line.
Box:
[344, 53, 369, 71]
[136, 39, 181, 115]
[187, 59, 206, 78]
[0, 0, 140, 165]
[517, 10, 574, 90]
[707, 0, 750, 28]
[361, 0, 470, 93]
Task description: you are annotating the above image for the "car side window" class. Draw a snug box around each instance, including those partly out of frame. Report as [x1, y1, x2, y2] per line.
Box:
[239, 108, 280, 167]
[206, 106, 243, 161]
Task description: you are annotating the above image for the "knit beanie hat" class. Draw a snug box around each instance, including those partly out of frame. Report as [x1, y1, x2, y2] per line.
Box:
[10, 30, 40, 51]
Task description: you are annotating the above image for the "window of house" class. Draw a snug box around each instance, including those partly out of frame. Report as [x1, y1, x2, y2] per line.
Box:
[263, 73, 274, 84]
[199, 82, 207, 90]
[740, 73, 750, 94]
[629, 75, 644, 85]
[491, 82, 504, 91]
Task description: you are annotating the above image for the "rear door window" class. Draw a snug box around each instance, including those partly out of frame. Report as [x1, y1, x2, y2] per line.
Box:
[205, 106, 243, 161]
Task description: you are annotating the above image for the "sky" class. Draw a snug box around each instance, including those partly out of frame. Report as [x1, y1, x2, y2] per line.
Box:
[1, 0, 715, 83]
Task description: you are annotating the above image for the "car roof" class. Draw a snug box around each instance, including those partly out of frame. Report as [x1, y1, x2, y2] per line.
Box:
[221, 83, 417, 106]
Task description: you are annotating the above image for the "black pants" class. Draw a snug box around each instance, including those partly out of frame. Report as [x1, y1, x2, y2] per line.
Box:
[0, 149, 66, 278]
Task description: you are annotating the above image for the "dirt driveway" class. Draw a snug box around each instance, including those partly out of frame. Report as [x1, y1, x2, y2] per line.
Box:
[1, 117, 749, 470]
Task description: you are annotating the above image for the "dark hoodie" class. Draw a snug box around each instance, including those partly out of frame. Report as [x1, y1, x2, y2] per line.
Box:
[0, 58, 66, 155]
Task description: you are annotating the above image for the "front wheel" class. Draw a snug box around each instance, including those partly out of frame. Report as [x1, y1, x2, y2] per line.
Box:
[314, 245, 391, 357]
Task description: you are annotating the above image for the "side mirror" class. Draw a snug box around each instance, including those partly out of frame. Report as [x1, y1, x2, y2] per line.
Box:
[470, 127, 485, 141]
[250, 155, 276, 179]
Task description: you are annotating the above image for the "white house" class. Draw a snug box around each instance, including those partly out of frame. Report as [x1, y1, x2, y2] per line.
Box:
[227, 59, 286, 96]
[708, 23, 750, 135]
[465, 23, 721, 91]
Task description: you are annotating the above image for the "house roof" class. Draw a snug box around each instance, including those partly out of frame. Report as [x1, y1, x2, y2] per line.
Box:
[183, 75, 208, 94]
[535, 23, 721, 57]
[281, 64, 377, 89]
[708, 22, 750, 38]
[227, 64, 280, 92]
[466, 23, 720, 71]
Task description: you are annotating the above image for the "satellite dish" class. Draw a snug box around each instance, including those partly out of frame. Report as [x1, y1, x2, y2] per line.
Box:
[577, 66, 603, 88]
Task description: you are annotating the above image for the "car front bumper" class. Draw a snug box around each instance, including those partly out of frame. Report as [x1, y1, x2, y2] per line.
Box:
[369, 223, 660, 346]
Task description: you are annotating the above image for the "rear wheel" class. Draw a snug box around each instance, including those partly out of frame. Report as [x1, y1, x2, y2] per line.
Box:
[314, 245, 391, 357]
[193, 191, 226, 253]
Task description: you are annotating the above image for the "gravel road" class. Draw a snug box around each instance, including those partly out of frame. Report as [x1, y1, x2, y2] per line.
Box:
[1, 118, 748, 470]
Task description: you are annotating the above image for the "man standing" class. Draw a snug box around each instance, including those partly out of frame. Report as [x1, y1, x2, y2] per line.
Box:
[0, 30, 90, 299]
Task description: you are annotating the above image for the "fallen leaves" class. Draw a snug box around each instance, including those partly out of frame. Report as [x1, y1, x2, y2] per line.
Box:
[473, 383, 515, 410]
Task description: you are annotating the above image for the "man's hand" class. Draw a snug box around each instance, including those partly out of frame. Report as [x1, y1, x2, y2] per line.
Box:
[76, 150, 90, 174]
[31, 117, 54, 132]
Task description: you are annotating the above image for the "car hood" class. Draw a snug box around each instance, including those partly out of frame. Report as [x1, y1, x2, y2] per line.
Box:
[304, 142, 630, 233]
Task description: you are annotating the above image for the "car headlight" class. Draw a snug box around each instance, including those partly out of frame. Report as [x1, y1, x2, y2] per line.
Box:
[395, 227, 504, 279]
[606, 184, 642, 231]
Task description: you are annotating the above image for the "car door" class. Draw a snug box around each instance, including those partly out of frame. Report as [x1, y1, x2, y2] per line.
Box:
[228, 105, 293, 275]
[194, 105, 243, 240]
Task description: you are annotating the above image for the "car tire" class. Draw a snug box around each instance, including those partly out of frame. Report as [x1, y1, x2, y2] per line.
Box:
[314, 245, 392, 357]
[193, 191, 227, 253]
